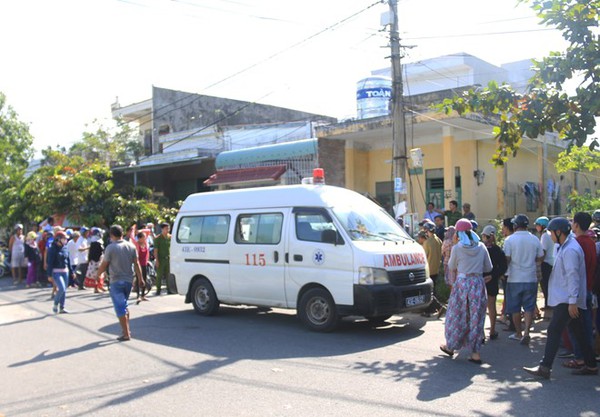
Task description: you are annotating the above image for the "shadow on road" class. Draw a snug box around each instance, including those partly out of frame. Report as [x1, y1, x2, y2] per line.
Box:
[81, 306, 428, 414]
[351, 323, 600, 416]
[100, 305, 426, 360]
[9, 340, 117, 367]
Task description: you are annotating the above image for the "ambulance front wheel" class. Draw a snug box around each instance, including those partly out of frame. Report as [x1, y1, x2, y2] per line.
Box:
[191, 278, 220, 316]
[298, 288, 338, 332]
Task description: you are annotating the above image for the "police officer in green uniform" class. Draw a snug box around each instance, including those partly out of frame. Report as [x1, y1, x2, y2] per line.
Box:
[154, 222, 171, 295]
[436, 200, 462, 227]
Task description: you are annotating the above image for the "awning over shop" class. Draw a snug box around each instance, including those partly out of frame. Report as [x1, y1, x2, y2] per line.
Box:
[215, 138, 317, 169]
[204, 165, 287, 186]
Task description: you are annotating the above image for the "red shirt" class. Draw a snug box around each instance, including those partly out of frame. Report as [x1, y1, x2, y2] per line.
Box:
[38, 238, 46, 257]
[136, 242, 149, 267]
[576, 235, 597, 290]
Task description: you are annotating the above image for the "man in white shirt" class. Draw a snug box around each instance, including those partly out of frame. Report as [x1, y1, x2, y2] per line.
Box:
[145, 222, 155, 247]
[523, 217, 597, 379]
[534, 216, 555, 312]
[504, 214, 544, 345]
[75, 227, 90, 289]
[423, 202, 437, 223]
[66, 231, 80, 288]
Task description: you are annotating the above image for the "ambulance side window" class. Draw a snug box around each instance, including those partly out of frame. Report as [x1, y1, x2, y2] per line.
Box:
[235, 213, 283, 245]
[295, 211, 343, 244]
[176, 215, 230, 244]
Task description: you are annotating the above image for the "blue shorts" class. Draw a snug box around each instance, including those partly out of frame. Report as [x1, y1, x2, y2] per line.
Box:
[506, 282, 538, 314]
[109, 280, 133, 318]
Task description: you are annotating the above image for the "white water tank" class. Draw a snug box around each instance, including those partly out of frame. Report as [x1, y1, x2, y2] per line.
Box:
[356, 76, 392, 119]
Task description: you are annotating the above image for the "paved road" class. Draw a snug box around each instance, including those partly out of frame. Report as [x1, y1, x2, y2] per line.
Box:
[0, 278, 598, 417]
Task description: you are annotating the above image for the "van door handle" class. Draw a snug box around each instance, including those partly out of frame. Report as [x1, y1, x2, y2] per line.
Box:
[285, 253, 289, 263]
[274, 251, 279, 263]
[293, 254, 303, 262]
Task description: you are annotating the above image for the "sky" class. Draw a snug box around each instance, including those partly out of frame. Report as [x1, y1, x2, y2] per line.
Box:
[0, 0, 567, 155]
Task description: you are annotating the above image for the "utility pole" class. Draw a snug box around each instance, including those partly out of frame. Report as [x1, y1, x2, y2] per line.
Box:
[389, 0, 408, 214]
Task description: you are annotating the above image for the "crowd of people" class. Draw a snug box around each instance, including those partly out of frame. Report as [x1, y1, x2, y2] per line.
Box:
[416, 206, 600, 379]
[5, 217, 172, 341]
[5, 206, 600, 376]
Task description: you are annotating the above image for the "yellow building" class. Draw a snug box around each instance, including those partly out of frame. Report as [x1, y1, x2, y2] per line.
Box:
[316, 110, 598, 226]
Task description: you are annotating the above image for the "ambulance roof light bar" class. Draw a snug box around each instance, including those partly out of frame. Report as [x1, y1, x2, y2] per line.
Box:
[301, 168, 326, 185]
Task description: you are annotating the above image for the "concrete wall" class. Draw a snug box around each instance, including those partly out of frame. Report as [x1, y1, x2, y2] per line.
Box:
[336, 134, 594, 224]
[317, 138, 345, 187]
[367, 148, 392, 195]
[345, 146, 370, 193]
[151, 86, 336, 154]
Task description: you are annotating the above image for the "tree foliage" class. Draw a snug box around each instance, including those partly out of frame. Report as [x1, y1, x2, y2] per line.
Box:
[104, 193, 160, 229]
[555, 145, 600, 173]
[11, 149, 171, 229]
[69, 119, 143, 166]
[0, 92, 33, 180]
[0, 92, 179, 231]
[0, 92, 34, 228]
[438, 0, 599, 166]
[567, 191, 600, 215]
[16, 149, 114, 226]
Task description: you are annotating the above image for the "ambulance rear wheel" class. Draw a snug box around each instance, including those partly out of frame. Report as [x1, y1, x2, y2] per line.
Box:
[298, 288, 338, 332]
[191, 278, 219, 316]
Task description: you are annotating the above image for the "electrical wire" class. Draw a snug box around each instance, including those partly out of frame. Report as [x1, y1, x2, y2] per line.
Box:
[112, 0, 550, 153]
[113, 0, 383, 132]
[405, 107, 600, 182]
[226, 119, 315, 148]
[403, 27, 556, 41]
[363, 24, 557, 42]
[169, 0, 302, 23]
[142, 89, 277, 158]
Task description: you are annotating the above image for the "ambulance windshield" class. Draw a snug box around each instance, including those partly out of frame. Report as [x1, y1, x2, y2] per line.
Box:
[332, 203, 411, 242]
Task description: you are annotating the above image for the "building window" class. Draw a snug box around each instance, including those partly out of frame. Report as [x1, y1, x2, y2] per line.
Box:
[143, 129, 152, 156]
[158, 124, 170, 135]
[524, 181, 540, 212]
[375, 181, 394, 215]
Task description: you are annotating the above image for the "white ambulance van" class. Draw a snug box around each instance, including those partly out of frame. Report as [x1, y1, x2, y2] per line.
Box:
[170, 178, 433, 332]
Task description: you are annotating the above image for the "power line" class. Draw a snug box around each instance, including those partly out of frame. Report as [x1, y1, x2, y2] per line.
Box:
[228, 120, 315, 147]
[404, 107, 600, 182]
[169, 0, 305, 23]
[403, 27, 555, 41]
[363, 21, 556, 41]
[114, 0, 383, 132]
[139, 89, 278, 161]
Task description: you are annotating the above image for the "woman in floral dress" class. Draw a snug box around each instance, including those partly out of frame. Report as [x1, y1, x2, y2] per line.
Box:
[441, 226, 456, 288]
[85, 228, 105, 293]
[24, 231, 41, 288]
[440, 219, 492, 364]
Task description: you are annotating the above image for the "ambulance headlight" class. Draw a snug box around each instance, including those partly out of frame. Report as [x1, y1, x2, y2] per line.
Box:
[358, 267, 390, 285]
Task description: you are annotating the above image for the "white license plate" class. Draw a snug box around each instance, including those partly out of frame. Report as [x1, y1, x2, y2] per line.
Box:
[406, 295, 425, 306]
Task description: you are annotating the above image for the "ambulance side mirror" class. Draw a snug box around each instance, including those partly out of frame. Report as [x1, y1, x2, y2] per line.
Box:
[321, 229, 338, 245]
